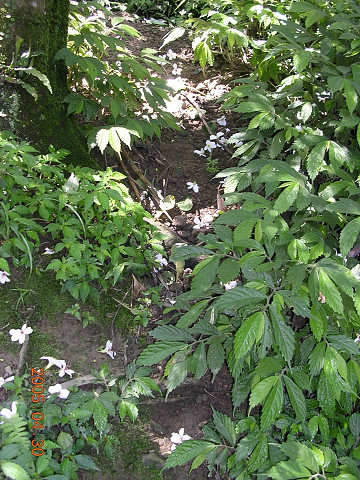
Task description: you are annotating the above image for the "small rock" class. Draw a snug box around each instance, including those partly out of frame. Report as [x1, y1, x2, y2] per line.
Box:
[173, 215, 187, 227]
[4, 366, 13, 375]
[150, 419, 165, 435]
[141, 452, 165, 469]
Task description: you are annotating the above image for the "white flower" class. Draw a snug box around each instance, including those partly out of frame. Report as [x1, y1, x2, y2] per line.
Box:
[224, 281, 237, 290]
[0, 376, 14, 387]
[172, 63, 182, 76]
[155, 253, 168, 267]
[193, 217, 209, 230]
[102, 340, 116, 360]
[140, 190, 148, 201]
[48, 384, 70, 399]
[43, 248, 54, 255]
[187, 181, 199, 193]
[235, 140, 243, 147]
[0, 271, 10, 284]
[167, 49, 177, 60]
[194, 148, 206, 157]
[217, 115, 227, 126]
[40, 356, 64, 369]
[58, 361, 75, 378]
[204, 140, 217, 152]
[9, 324, 33, 344]
[0, 401, 17, 418]
[295, 125, 302, 132]
[170, 428, 191, 451]
[210, 132, 224, 141]
[355, 334, 360, 344]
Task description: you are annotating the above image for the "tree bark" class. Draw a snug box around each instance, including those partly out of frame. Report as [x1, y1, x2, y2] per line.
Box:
[0, 0, 97, 167]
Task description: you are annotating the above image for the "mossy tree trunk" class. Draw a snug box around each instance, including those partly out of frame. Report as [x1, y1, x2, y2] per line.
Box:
[0, 0, 97, 167]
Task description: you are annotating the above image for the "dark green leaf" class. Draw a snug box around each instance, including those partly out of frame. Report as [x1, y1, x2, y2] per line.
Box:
[234, 311, 264, 359]
[212, 407, 236, 446]
[283, 376, 306, 422]
[164, 440, 216, 469]
[137, 342, 187, 366]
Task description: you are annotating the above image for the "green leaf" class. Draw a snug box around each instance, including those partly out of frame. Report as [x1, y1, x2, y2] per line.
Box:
[317, 371, 335, 417]
[177, 198, 193, 211]
[166, 360, 188, 396]
[74, 455, 100, 471]
[93, 400, 108, 434]
[96, 128, 109, 153]
[301, 102, 312, 122]
[318, 269, 343, 314]
[283, 376, 306, 422]
[216, 287, 266, 312]
[266, 460, 311, 480]
[57, 431, 73, 452]
[0, 461, 30, 480]
[149, 325, 194, 342]
[164, 440, 216, 468]
[234, 311, 264, 359]
[260, 377, 283, 430]
[340, 217, 360, 257]
[269, 305, 295, 365]
[160, 27, 186, 49]
[79, 281, 90, 303]
[192, 343, 207, 380]
[137, 342, 187, 366]
[247, 434, 268, 472]
[0, 258, 10, 273]
[212, 407, 236, 446]
[293, 50, 310, 73]
[344, 79, 358, 114]
[97, 191, 109, 211]
[217, 258, 240, 284]
[309, 341, 326, 376]
[207, 338, 225, 379]
[307, 141, 328, 180]
[192, 255, 220, 292]
[349, 413, 360, 437]
[176, 299, 209, 328]
[36, 456, 49, 474]
[249, 375, 278, 410]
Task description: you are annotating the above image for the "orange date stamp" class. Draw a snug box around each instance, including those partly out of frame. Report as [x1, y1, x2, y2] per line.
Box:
[30, 368, 45, 456]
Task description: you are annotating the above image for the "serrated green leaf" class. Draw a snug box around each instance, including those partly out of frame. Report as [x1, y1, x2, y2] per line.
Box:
[309, 341, 325, 376]
[247, 434, 268, 472]
[301, 102, 312, 122]
[164, 440, 216, 468]
[293, 50, 310, 73]
[283, 376, 306, 422]
[166, 359, 188, 397]
[349, 413, 360, 437]
[96, 128, 109, 153]
[216, 287, 266, 312]
[234, 311, 264, 359]
[266, 460, 311, 480]
[317, 371, 335, 417]
[176, 299, 209, 328]
[74, 455, 100, 471]
[137, 342, 187, 366]
[217, 257, 240, 284]
[249, 375, 278, 410]
[93, 400, 108, 434]
[344, 79, 358, 114]
[340, 217, 360, 257]
[307, 141, 328, 180]
[260, 377, 283, 430]
[318, 269, 343, 314]
[269, 305, 295, 365]
[192, 255, 220, 292]
[149, 325, 194, 342]
[57, 431, 73, 452]
[212, 407, 236, 446]
[192, 343, 207, 380]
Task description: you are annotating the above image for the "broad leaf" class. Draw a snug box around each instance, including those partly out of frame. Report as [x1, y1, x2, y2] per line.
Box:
[269, 305, 295, 365]
[340, 218, 360, 257]
[164, 440, 216, 468]
[234, 311, 264, 359]
[260, 377, 283, 430]
[137, 342, 187, 366]
[283, 375, 306, 422]
[212, 407, 236, 446]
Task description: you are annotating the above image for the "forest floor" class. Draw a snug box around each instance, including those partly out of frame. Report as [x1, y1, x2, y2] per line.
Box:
[0, 12, 242, 480]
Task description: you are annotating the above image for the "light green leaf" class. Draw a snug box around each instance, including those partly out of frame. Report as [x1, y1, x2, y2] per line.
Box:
[192, 256, 220, 292]
[293, 50, 310, 73]
[340, 217, 360, 257]
[249, 375, 278, 410]
[266, 460, 311, 480]
[57, 431, 73, 452]
[216, 287, 266, 312]
[283, 375, 306, 422]
[318, 269, 343, 313]
[137, 342, 187, 366]
[217, 257, 240, 284]
[93, 401, 108, 434]
[307, 141, 328, 180]
[160, 27, 186, 49]
[309, 341, 326, 376]
[344, 79, 358, 114]
[96, 128, 109, 153]
[164, 440, 216, 468]
[176, 299, 209, 328]
[269, 305, 295, 364]
[301, 102, 312, 122]
[260, 377, 283, 430]
[234, 311, 264, 359]
[0, 461, 30, 480]
[0, 258, 10, 273]
[177, 198, 193, 211]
